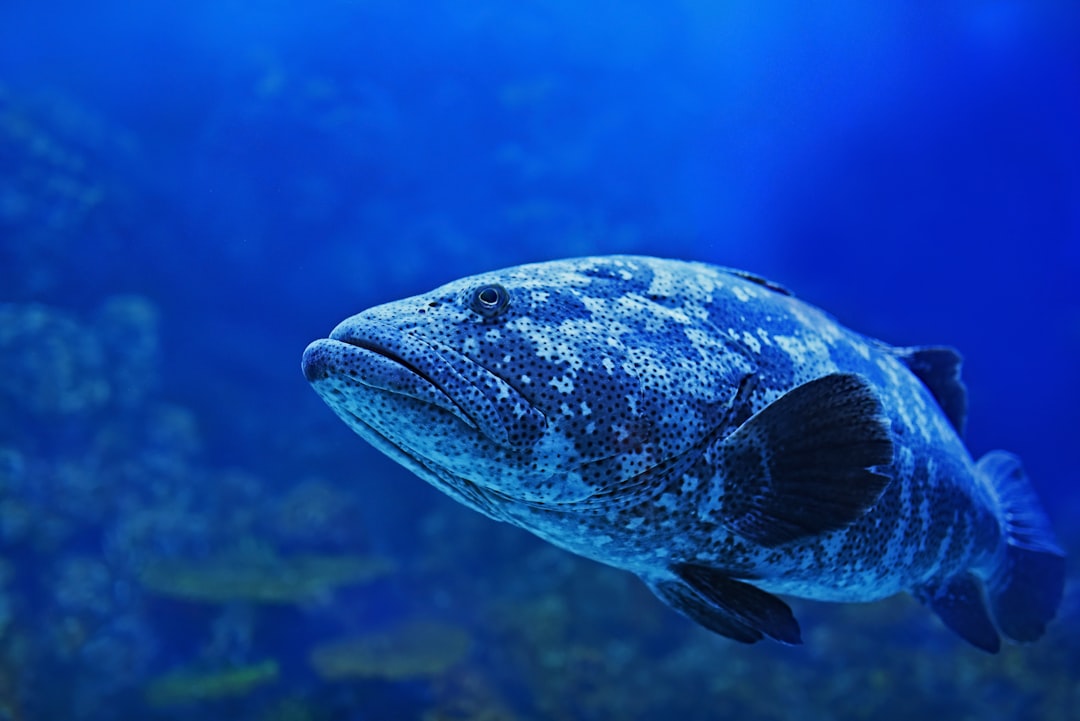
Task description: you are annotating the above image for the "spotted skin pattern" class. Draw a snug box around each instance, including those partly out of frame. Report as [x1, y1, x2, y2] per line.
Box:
[303, 255, 1063, 649]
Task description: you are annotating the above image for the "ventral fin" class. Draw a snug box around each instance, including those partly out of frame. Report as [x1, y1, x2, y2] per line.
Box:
[716, 373, 894, 547]
[648, 564, 801, 645]
[913, 573, 1001, 653]
[891, 346, 968, 435]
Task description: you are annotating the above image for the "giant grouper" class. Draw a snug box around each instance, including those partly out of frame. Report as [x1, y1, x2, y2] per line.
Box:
[302, 255, 1065, 651]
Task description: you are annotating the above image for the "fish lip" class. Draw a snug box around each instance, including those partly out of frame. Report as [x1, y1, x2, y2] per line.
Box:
[308, 319, 547, 449]
[338, 336, 437, 388]
[302, 335, 477, 431]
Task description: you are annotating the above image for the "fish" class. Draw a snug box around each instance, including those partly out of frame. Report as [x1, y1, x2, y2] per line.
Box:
[301, 255, 1065, 652]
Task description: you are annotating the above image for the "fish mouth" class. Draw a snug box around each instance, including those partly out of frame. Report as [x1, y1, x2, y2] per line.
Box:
[302, 320, 546, 449]
[303, 335, 475, 430]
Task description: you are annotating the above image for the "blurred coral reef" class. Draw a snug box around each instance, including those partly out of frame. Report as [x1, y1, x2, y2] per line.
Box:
[309, 620, 471, 681]
[140, 548, 394, 604]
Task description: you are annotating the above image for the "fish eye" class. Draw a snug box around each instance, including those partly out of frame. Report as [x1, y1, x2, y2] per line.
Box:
[470, 283, 511, 317]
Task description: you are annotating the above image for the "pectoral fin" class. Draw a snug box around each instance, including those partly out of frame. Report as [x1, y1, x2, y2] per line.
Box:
[711, 373, 894, 547]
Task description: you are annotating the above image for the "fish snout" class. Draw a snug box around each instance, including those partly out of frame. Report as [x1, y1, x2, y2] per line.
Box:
[301, 340, 335, 382]
[309, 318, 547, 451]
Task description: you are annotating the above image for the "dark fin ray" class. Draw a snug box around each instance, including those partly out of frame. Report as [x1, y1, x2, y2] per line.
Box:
[892, 346, 968, 435]
[648, 564, 802, 645]
[650, 579, 765, 644]
[726, 268, 794, 296]
[979, 452, 1064, 555]
[978, 451, 1065, 643]
[913, 574, 1000, 653]
[718, 373, 894, 547]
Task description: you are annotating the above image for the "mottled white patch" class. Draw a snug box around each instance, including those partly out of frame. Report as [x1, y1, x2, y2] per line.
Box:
[555, 339, 585, 370]
[645, 265, 681, 299]
[912, 406, 933, 443]
[656, 493, 678, 510]
[549, 375, 575, 395]
[774, 334, 809, 364]
[683, 327, 728, 360]
[617, 294, 673, 332]
[506, 316, 585, 371]
[877, 356, 927, 442]
[685, 303, 710, 322]
[611, 423, 631, 443]
[485, 328, 501, 342]
[935, 526, 956, 569]
[897, 477, 918, 567]
[580, 295, 607, 314]
[774, 332, 831, 366]
[807, 309, 844, 344]
[679, 474, 700, 494]
[741, 330, 762, 354]
[918, 486, 933, 553]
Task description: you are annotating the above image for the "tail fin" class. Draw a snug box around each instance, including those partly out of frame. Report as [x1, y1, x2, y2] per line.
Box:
[978, 451, 1066, 643]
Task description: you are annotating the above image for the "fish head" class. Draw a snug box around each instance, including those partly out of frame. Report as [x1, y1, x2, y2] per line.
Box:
[302, 256, 751, 508]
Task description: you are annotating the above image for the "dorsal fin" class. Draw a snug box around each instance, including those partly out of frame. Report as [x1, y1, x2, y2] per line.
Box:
[892, 346, 967, 436]
[725, 268, 793, 296]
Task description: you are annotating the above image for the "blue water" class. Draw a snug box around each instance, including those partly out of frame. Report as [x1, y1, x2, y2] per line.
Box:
[1, 2, 1078, 719]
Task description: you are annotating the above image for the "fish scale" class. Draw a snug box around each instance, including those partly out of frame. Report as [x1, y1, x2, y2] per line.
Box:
[303, 255, 1064, 652]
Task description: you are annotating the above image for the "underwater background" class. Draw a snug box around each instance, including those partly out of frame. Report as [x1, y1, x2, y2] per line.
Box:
[0, 1, 1078, 719]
